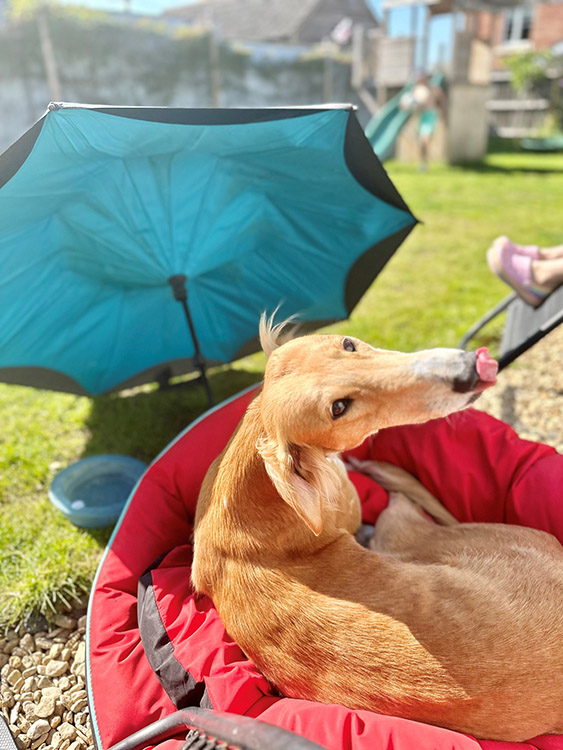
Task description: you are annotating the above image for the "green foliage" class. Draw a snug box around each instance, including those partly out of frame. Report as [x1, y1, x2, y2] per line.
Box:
[504, 49, 555, 94]
[1, 151, 562, 629]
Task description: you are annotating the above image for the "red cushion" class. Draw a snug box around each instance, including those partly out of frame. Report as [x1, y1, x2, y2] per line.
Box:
[87, 387, 563, 750]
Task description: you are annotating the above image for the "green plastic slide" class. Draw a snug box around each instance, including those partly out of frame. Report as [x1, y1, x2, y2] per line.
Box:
[366, 73, 445, 162]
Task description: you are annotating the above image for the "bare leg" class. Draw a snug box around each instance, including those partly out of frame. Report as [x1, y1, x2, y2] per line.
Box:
[537, 245, 563, 261]
[531, 257, 563, 292]
[419, 136, 430, 172]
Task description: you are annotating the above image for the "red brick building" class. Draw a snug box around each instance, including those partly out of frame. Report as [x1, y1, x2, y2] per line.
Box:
[474, 1, 563, 67]
[470, 1, 562, 136]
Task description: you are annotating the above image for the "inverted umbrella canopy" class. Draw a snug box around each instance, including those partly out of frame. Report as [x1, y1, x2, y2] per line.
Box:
[0, 103, 417, 398]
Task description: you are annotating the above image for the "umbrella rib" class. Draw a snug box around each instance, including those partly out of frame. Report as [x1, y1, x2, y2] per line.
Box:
[182, 157, 221, 270]
[118, 158, 171, 272]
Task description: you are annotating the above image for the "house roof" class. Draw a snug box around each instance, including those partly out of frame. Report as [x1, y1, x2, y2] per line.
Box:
[163, 0, 377, 43]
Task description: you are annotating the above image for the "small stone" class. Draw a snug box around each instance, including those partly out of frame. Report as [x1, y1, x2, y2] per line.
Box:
[57, 723, 76, 742]
[34, 637, 51, 651]
[60, 648, 71, 662]
[48, 644, 63, 660]
[20, 634, 35, 652]
[35, 694, 57, 719]
[22, 668, 36, 681]
[7, 669, 24, 690]
[65, 632, 82, 650]
[0, 654, 9, 669]
[43, 686, 62, 700]
[72, 643, 85, 665]
[61, 693, 73, 711]
[31, 735, 47, 750]
[27, 719, 50, 741]
[35, 676, 53, 689]
[51, 731, 62, 749]
[3, 639, 18, 655]
[59, 740, 71, 750]
[17, 732, 31, 749]
[22, 702, 36, 721]
[9, 655, 23, 670]
[17, 716, 31, 734]
[45, 660, 68, 678]
[70, 699, 88, 713]
[51, 715, 62, 729]
[9, 702, 20, 726]
[57, 677, 70, 691]
[54, 615, 76, 630]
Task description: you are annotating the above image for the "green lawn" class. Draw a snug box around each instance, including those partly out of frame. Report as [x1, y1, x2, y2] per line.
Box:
[1, 149, 562, 630]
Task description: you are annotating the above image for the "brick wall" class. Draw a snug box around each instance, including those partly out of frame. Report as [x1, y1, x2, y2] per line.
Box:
[531, 2, 563, 51]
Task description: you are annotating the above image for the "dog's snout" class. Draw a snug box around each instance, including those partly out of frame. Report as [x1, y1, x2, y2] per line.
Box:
[452, 352, 480, 393]
[408, 348, 498, 396]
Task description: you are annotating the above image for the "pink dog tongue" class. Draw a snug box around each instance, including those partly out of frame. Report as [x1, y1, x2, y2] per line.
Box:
[475, 347, 498, 383]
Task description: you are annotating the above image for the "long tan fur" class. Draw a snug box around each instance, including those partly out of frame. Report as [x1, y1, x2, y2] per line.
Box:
[192, 317, 563, 741]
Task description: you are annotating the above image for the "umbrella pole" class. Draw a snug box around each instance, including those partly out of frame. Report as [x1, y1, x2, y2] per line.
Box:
[169, 275, 214, 407]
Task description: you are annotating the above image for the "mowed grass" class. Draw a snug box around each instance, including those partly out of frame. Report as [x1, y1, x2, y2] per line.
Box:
[1, 149, 562, 629]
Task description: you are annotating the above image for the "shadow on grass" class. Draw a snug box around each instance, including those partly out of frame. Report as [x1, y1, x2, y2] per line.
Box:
[76, 366, 263, 543]
[81, 365, 262, 464]
[456, 160, 563, 176]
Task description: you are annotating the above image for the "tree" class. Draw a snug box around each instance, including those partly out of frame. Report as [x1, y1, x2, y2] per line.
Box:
[505, 49, 563, 132]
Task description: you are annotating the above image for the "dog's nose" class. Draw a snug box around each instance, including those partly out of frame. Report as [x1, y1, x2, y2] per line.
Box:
[453, 348, 498, 393]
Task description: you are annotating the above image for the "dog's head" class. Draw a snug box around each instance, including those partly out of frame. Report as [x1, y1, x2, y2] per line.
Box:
[256, 315, 497, 535]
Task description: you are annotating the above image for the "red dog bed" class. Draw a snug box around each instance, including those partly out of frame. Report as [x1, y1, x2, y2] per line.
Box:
[87, 385, 563, 750]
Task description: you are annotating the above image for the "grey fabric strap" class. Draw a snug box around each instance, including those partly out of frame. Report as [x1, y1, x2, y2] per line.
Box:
[0, 714, 18, 750]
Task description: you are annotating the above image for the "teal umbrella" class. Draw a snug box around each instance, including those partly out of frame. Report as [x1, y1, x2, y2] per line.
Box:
[0, 104, 417, 403]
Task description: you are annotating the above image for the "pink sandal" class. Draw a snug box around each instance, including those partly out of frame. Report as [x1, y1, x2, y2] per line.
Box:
[487, 241, 548, 307]
[492, 235, 540, 260]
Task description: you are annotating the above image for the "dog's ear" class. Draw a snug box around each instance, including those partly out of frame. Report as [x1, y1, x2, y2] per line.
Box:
[257, 437, 341, 535]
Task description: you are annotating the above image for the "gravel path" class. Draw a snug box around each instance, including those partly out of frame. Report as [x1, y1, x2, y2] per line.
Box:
[1, 612, 93, 750]
[1, 329, 561, 750]
[475, 326, 563, 452]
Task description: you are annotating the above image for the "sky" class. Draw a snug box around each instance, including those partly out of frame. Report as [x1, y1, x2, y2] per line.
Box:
[57, 0, 454, 68]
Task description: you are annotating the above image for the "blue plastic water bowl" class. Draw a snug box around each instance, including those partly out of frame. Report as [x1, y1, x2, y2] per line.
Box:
[49, 455, 147, 529]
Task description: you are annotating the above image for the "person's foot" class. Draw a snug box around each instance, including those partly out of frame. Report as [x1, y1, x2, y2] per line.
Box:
[492, 236, 540, 260]
[487, 242, 549, 307]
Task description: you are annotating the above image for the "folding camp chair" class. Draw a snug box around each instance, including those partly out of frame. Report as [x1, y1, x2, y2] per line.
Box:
[460, 286, 563, 370]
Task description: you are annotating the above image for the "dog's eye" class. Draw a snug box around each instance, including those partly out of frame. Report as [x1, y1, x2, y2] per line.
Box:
[343, 338, 356, 352]
[331, 399, 351, 419]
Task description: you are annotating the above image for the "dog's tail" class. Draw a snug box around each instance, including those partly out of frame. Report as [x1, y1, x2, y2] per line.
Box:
[348, 458, 458, 526]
